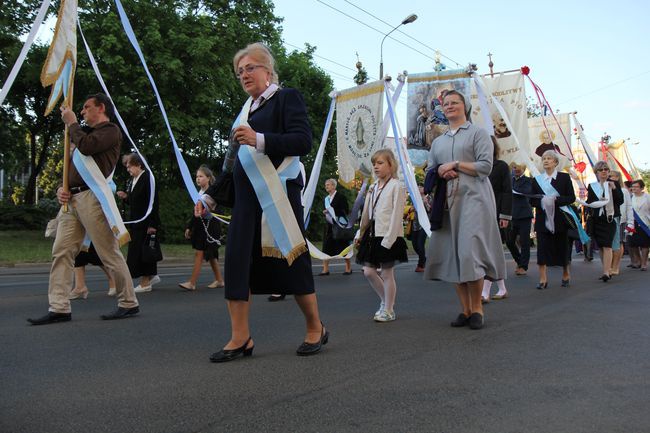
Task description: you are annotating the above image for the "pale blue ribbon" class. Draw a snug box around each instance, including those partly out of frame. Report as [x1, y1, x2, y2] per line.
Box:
[113, 0, 198, 204]
[384, 81, 431, 236]
[535, 174, 589, 243]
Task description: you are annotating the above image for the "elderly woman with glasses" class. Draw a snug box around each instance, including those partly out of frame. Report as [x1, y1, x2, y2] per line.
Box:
[530, 150, 576, 289]
[584, 161, 623, 281]
[197, 43, 327, 362]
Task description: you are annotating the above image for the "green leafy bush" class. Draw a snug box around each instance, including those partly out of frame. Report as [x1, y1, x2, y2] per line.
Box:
[0, 202, 59, 230]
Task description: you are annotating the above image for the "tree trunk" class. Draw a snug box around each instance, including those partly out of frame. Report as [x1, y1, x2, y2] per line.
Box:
[23, 128, 53, 205]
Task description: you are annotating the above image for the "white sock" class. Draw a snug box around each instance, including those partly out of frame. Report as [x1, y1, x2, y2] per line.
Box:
[482, 280, 492, 299]
[495, 279, 507, 296]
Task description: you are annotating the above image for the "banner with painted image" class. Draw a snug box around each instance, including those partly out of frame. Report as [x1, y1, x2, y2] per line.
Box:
[528, 113, 572, 172]
[336, 80, 384, 186]
[406, 69, 471, 153]
[469, 73, 531, 167]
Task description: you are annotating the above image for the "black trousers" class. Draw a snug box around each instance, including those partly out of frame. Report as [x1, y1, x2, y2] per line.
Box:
[411, 229, 427, 267]
[506, 218, 532, 270]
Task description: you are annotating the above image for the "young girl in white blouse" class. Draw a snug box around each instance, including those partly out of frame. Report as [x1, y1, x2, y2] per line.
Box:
[355, 149, 408, 322]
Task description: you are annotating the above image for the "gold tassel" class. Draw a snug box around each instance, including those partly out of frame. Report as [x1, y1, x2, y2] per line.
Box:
[261, 242, 308, 266]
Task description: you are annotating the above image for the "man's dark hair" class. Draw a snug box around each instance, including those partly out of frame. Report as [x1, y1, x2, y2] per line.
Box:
[87, 93, 115, 120]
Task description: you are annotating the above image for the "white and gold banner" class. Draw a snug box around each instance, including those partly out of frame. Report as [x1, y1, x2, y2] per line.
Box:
[528, 113, 572, 171]
[336, 80, 384, 186]
[470, 73, 531, 168]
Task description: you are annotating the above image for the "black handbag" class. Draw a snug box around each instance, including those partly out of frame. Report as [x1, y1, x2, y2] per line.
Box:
[142, 233, 163, 263]
[206, 171, 235, 208]
[332, 221, 355, 241]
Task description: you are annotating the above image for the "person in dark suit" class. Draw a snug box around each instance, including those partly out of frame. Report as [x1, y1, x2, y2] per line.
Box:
[117, 153, 160, 293]
[506, 162, 534, 275]
[198, 43, 327, 362]
[530, 150, 576, 289]
[585, 161, 624, 281]
[320, 178, 352, 275]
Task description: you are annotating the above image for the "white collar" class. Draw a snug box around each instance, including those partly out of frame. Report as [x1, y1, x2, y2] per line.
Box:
[131, 170, 145, 188]
[544, 170, 558, 181]
[250, 83, 279, 112]
[328, 190, 336, 199]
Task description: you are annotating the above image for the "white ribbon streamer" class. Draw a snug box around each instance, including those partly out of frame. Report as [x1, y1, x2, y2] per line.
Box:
[0, 0, 52, 106]
[77, 20, 155, 225]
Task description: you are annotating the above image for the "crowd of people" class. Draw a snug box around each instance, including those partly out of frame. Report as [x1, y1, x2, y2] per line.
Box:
[26, 43, 650, 364]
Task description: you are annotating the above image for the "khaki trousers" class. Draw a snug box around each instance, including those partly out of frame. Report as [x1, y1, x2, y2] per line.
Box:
[48, 190, 138, 313]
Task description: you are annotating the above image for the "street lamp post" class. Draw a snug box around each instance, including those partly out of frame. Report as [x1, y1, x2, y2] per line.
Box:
[379, 13, 417, 79]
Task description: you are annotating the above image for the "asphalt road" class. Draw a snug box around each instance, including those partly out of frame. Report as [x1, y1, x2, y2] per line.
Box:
[1, 254, 649, 433]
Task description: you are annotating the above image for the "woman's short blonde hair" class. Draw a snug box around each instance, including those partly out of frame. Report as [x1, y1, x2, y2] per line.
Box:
[371, 148, 399, 179]
[233, 42, 279, 84]
[593, 160, 610, 173]
[541, 150, 559, 165]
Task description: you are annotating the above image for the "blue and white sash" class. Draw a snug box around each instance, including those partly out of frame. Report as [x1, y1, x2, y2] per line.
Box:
[324, 194, 348, 227]
[72, 149, 130, 245]
[535, 174, 589, 243]
[632, 194, 650, 237]
[234, 96, 307, 265]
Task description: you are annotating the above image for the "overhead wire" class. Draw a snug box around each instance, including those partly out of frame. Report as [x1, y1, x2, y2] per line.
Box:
[314, 0, 438, 63]
[342, 0, 464, 68]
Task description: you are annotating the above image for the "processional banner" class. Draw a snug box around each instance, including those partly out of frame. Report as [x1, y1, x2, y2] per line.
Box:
[406, 69, 471, 150]
[41, 0, 77, 115]
[336, 80, 384, 185]
[470, 73, 530, 167]
[528, 113, 572, 172]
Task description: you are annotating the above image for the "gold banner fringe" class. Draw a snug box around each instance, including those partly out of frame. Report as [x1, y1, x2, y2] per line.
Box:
[261, 242, 308, 266]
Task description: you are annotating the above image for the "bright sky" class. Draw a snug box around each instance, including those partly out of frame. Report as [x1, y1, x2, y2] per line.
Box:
[272, 0, 650, 169]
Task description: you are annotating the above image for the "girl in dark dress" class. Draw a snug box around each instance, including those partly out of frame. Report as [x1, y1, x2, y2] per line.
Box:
[179, 165, 224, 291]
[584, 161, 623, 281]
[530, 150, 575, 289]
[320, 178, 352, 275]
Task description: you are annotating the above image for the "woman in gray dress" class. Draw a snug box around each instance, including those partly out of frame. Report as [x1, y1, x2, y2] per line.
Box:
[423, 90, 506, 330]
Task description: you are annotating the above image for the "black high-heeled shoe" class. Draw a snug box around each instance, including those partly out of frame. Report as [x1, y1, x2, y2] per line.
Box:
[296, 324, 329, 356]
[599, 274, 611, 282]
[209, 337, 254, 363]
[561, 279, 570, 287]
[536, 282, 548, 290]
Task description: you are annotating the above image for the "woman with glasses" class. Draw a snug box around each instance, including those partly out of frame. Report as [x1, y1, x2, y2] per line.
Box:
[530, 150, 575, 289]
[584, 161, 623, 281]
[197, 43, 326, 362]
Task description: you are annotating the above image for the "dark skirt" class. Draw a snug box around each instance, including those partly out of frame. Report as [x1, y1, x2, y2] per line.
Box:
[189, 216, 221, 261]
[536, 231, 571, 266]
[591, 216, 617, 248]
[322, 223, 351, 256]
[74, 243, 104, 268]
[127, 227, 158, 278]
[356, 234, 408, 268]
[630, 221, 650, 247]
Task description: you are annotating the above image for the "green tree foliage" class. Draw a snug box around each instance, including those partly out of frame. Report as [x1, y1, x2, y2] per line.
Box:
[2, 0, 341, 241]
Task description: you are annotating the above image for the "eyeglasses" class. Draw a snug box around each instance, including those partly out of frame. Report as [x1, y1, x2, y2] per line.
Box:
[596, 168, 610, 172]
[236, 64, 265, 78]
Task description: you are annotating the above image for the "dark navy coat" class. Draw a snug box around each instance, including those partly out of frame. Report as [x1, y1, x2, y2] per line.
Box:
[224, 88, 314, 301]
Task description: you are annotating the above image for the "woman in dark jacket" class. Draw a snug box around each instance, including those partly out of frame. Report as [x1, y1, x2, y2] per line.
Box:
[199, 43, 327, 362]
[530, 150, 575, 289]
[585, 160, 624, 281]
[320, 178, 352, 275]
[117, 153, 160, 293]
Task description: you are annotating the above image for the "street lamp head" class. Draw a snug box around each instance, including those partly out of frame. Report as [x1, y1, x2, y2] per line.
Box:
[402, 14, 418, 25]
